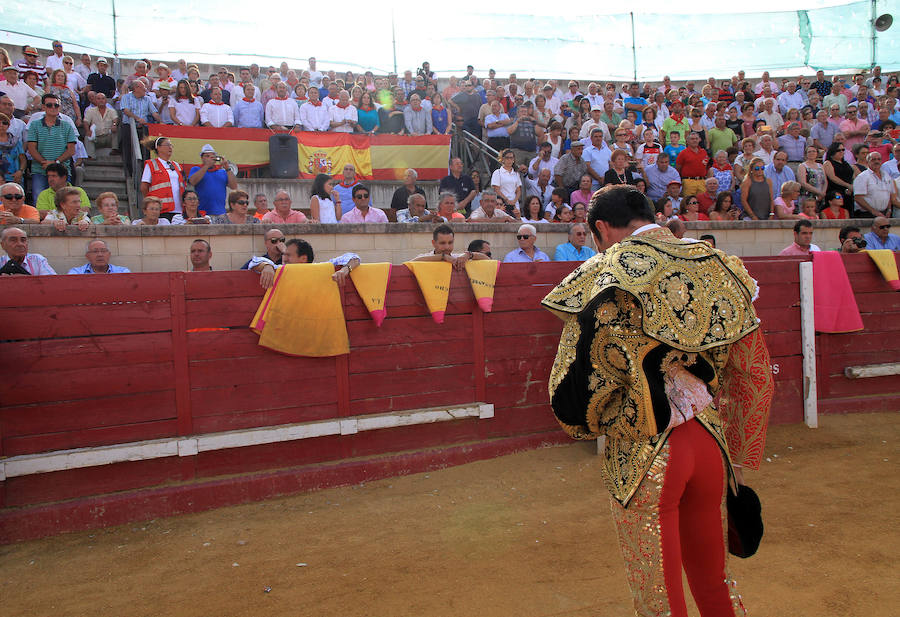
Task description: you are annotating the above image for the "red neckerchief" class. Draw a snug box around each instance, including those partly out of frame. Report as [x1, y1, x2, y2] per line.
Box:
[210, 101, 224, 106]
[337, 101, 350, 109]
[432, 104, 444, 111]
[713, 163, 732, 171]
[328, 96, 339, 103]
[309, 100, 322, 107]
[670, 113, 685, 123]
[276, 96, 289, 101]
[296, 96, 308, 101]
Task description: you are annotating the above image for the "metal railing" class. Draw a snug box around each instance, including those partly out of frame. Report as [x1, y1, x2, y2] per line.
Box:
[454, 129, 499, 183]
[127, 121, 144, 219]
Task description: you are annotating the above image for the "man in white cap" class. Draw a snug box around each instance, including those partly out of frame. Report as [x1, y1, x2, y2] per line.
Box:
[503, 223, 551, 263]
[579, 105, 612, 141]
[87, 57, 116, 99]
[1, 65, 39, 117]
[187, 144, 237, 217]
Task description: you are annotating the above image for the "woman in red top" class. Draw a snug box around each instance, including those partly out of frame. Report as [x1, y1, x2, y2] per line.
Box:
[678, 195, 710, 221]
[819, 190, 850, 219]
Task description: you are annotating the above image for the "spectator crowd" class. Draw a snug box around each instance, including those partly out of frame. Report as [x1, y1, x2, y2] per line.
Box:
[1, 41, 899, 275]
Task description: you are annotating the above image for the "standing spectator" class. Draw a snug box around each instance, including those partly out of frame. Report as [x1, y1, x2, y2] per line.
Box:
[491, 148, 522, 210]
[503, 224, 550, 263]
[200, 87, 233, 127]
[188, 145, 237, 217]
[124, 60, 152, 90]
[604, 151, 636, 186]
[643, 152, 681, 201]
[853, 151, 898, 217]
[439, 158, 476, 214]
[170, 59, 189, 83]
[327, 90, 357, 133]
[68, 239, 130, 273]
[797, 145, 826, 204]
[822, 82, 848, 115]
[483, 100, 512, 152]
[0, 227, 56, 275]
[554, 141, 588, 193]
[707, 113, 737, 155]
[811, 71, 832, 98]
[810, 110, 838, 150]
[298, 87, 329, 131]
[341, 184, 388, 223]
[508, 103, 538, 168]
[62, 56, 86, 94]
[840, 105, 869, 158]
[26, 94, 77, 197]
[779, 219, 821, 255]
[824, 141, 855, 198]
[740, 157, 775, 220]
[356, 92, 379, 134]
[45, 41, 65, 73]
[83, 93, 118, 156]
[309, 172, 341, 223]
[403, 94, 431, 136]
[707, 149, 734, 196]
[764, 151, 796, 197]
[675, 132, 709, 197]
[2, 65, 40, 118]
[430, 93, 451, 135]
[132, 196, 171, 226]
[86, 57, 116, 99]
[47, 70, 81, 129]
[452, 80, 485, 139]
[307, 57, 323, 88]
[265, 82, 301, 130]
[140, 136, 185, 216]
[660, 100, 690, 145]
[119, 80, 159, 173]
[14, 46, 46, 88]
[200, 75, 230, 105]
[583, 128, 612, 190]
[169, 80, 201, 127]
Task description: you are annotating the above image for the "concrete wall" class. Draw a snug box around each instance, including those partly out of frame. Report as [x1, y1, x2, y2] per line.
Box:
[15, 219, 885, 275]
[236, 179, 442, 213]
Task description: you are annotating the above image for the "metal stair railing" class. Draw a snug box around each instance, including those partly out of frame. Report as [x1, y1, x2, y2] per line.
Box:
[453, 129, 500, 183]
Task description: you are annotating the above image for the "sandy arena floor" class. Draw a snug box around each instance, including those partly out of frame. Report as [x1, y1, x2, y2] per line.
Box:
[1, 412, 897, 617]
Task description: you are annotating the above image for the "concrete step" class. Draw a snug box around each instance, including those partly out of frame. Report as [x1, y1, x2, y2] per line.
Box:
[83, 165, 126, 181]
[87, 154, 124, 165]
[81, 180, 128, 202]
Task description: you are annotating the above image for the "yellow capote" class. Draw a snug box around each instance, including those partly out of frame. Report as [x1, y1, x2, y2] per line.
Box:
[250, 263, 349, 357]
[404, 261, 453, 323]
[349, 263, 392, 326]
[865, 249, 900, 291]
[465, 260, 500, 312]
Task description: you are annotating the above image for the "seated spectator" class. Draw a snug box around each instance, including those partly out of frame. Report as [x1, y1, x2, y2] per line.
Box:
[678, 195, 709, 221]
[0, 182, 39, 224]
[571, 202, 587, 224]
[553, 223, 596, 261]
[171, 189, 211, 225]
[604, 149, 637, 186]
[521, 195, 548, 224]
[200, 75, 230, 104]
[309, 173, 342, 223]
[189, 239, 213, 272]
[132, 196, 171, 226]
[483, 100, 512, 151]
[820, 190, 850, 219]
[251, 238, 361, 288]
[764, 150, 796, 197]
[863, 216, 900, 251]
[41, 186, 90, 230]
[266, 82, 302, 130]
[242, 228, 286, 269]
[503, 224, 550, 263]
[188, 144, 237, 216]
[554, 204, 573, 223]
[0, 227, 56, 275]
[467, 239, 492, 258]
[212, 190, 260, 225]
[838, 225, 866, 254]
[708, 192, 739, 221]
[570, 174, 594, 207]
[469, 189, 517, 222]
[654, 197, 677, 225]
[356, 92, 380, 134]
[200, 87, 234, 127]
[439, 158, 477, 214]
[797, 196, 819, 219]
[83, 92, 118, 156]
[2, 65, 40, 118]
[753, 134, 777, 166]
[252, 193, 271, 220]
[390, 168, 426, 211]
[412, 224, 488, 271]
[396, 193, 436, 223]
[779, 219, 821, 255]
[643, 154, 681, 201]
[262, 189, 309, 224]
[298, 87, 330, 131]
[332, 164, 366, 215]
[773, 181, 802, 219]
[340, 184, 388, 223]
[434, 192, 467, 222]
[67, 239, 130, 274]
[90, 191, 130, 225]
[169, 79, 201, 126]
[527, 142, 559, 180]
[666, 217, 686, 239]
[0, 111, 25, 185]
[232, 83, 263, 129]
[554, 140, 588, 192]
[695, 177, 720, 214]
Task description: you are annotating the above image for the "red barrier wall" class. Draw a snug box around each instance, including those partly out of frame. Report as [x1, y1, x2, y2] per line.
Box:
[1, 254, 898, 542]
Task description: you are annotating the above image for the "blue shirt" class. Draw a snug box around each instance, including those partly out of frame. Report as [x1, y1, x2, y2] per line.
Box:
[232, 98, 264, 128]
[332, 181, 370, 214]
[664, 144, 685, 166]
[554, 242, 596, 262]
[503, 247, 551, 263]
[119, 92, 155, 125]
[484, 113, 510, 138]
[431, 107, 449, 134]
[623, 96, 648, 123]
[863, 231, 900, 251]
[764, 163, 796, 197]
[357, 107, 380, 132]
[188, 166, 228, 216]
[68, 263, 131, 274]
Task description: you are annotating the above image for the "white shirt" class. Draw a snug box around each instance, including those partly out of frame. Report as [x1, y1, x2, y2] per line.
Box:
[0, 253, 56, 275]
[299, 102, 330, 131]
[45, 54, 65, 72]
[75, 63, 92, 82]
[528, 155, 559, 179]
[328, 104, 358, 133]
[200, 102, 234, 127]
[171, 69, 188, 82]
[308, 70, 323, 87]
[168, 97, 201, 125]
[322, 95, 341, 110]
[5, 80, 38, 110]
[579, 119, 611, 142]
[700, 114, 716, 130]
[777, 91, 805, 116]
[544, 94, 562, 115]
[141, 160, 184, 213]
[882, 158, 900, 179]
[755, 80, 781, 94]
[265, 97, 302, 128]
[753, 148, 776, 166]
[66, 71, 86, 92]
[585, 93, 604, 107]
[853, 169, 895, 214]
[490, 167, 522, 202]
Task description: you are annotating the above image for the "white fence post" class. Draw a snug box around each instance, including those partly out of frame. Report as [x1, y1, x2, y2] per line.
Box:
[799, 261, 818, 428]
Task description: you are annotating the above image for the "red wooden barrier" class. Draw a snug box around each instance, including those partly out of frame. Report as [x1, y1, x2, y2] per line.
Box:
[1, 254, 898, 542]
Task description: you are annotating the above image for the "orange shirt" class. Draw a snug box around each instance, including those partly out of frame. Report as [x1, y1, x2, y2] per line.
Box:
[0, 204, 40, 222]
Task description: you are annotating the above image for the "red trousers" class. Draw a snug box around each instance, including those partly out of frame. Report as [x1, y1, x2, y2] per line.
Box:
[610, 419, 746, 616]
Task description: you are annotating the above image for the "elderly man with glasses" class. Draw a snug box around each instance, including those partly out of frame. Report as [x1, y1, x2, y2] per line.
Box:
[261, 190, 308, 224]
[68, 239, 131, 274]
[864, 216, 900, 251]
[503, 223, 550, 263]
[0, 226, 55, 275]
[553, 223, 596, 262]
[0, 182, 39, 224]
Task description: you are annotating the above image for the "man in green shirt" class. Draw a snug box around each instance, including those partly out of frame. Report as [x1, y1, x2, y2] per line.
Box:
[660, 100, 691, 146]
[26, 92, 77, 198]
[35, 162, 90, 215]
[707, 112, 738, 155]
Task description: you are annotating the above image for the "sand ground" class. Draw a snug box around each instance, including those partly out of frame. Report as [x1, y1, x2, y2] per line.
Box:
[1, 412, 897, 617]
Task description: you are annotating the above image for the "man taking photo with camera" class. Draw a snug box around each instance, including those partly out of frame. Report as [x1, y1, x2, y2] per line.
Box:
[187, 144, 237, 216]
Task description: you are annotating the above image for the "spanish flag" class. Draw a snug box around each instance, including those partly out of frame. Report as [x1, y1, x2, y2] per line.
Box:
[405, 261, 453, 324]
[350, 263, 392, 326]
[465, 260, 500, 312]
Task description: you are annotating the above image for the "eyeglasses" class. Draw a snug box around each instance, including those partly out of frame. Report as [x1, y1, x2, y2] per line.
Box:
[878, 225, 891, 230]
[269, 237, 286, 244]
[832, 195, 843, 200]
[44, 102, 61, 108]
[354, 193, 370, 199]
[2, 193, 24, 200]
[516, 235, 532, 240]
[836, 148, 845, 152]
[0, 120, 9, 125]
[184, 195, 199, 201]
[235, 200, 249, 205]
[751, 166, 764, 171]
[63, 61, 73, 65]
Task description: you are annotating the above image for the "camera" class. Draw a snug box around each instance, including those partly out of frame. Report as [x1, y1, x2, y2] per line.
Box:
[852, 236, 867, 249]
[214, 156, 223, 164]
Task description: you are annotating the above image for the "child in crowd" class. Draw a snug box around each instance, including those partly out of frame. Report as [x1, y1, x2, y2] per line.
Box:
[663, 131, 685, 165]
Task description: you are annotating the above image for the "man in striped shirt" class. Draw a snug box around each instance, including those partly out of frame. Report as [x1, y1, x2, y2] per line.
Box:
[0, 227, 56, 275]
[13, 45, 47, 87]
[26, 93, 77, 198]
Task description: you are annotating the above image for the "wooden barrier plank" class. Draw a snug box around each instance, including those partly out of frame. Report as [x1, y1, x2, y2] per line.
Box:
[187, 328, 267, 360]
[349, 389, 475, 416]
[348, 339, 472, 374]
[185, 296, 261, 329]
[483, 310, 563, 337]
[0, 272, 171, 308]
[1, 390, 176, 438]
[1, 302, 172, 340]
[192, 403, 341, 434]
[484, 334, 561, 362]
[190, 380, 338, 417]
[346, 315, 472, 346]
[0, 332, 172, 373]
[2, 419, 179, 457]
[349, 364, 474, 401]
[819, 374, 900, 398]
[183, 270, 264, 300]
[189, 355, 336, 388]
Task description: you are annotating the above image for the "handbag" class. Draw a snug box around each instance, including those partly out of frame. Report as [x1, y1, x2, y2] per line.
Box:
[726, 484, 763, 558]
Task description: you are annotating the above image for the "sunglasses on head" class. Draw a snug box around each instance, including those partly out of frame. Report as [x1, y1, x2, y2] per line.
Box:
[270, 237, 286, 244]
[2, 193, 24, 200]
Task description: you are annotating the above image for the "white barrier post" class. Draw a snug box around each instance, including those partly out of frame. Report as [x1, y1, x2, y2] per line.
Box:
[799, 261, 818, 428]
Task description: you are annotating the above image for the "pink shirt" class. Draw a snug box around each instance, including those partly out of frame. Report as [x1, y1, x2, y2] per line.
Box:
[779, 242, 821, 256]
[340, 206, 389, 223]
[261, 210, 308, 224]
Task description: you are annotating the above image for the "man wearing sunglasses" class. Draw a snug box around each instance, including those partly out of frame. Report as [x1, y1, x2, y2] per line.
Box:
[240, 228, 287, 270]
[45, 41, 65, 73]
[26, 93, 77, 197]
[864, 216, 900, 251]
[13, 45, 47, 87]
[339, 184, 388, 223]
[503, 223, 550, 263]
[0, 183, 39, 224]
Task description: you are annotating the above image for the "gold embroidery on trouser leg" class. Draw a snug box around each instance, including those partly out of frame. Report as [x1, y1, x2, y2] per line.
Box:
[609, 444, 670, 616]
[720, 455, 748, 616]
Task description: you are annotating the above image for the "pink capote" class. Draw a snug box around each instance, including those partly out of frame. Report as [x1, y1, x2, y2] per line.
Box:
[812, 251, 863, 333]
